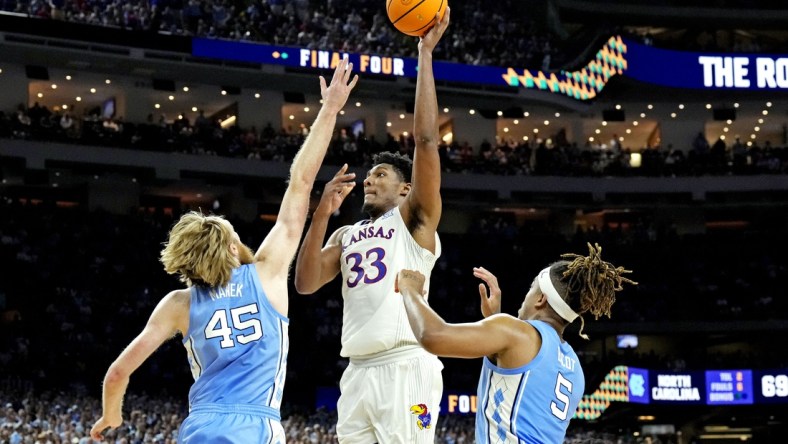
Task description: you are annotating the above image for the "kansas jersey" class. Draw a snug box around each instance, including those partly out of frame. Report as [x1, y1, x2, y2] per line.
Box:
[183, 264, 288, 416]
[339, 206, 441, 357]
[476, 320, 584, 444]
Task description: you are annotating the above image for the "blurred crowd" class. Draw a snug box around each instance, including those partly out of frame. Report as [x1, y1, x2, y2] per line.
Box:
[1, 191, 786, 409]
[0, 390, 675, 444]
[0, 0, 560, 70]
[4, 103, 788, 178]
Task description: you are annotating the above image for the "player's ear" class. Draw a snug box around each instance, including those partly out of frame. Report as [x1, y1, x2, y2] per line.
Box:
[400, 182, 412, 196]
[533, 292, 549, 309]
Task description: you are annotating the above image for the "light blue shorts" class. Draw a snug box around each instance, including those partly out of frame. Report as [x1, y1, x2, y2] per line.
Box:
[178, 404, 285, 444]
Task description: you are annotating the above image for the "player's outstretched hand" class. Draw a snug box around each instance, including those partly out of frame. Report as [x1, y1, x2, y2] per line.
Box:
[396, 269, 427, 297]
[90, 415, 122, 442]
[320, 57, 359, 115]
[474, 266, 501, 318]
[315, 163, 356, 217]
[419, 6, 450, 53]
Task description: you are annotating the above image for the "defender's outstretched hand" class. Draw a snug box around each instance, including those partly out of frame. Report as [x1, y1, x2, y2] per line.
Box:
[396, 269, 427, 297]
[474, 266, 501, 318]
[315, 164, 356, 217]
[419, 6, 450, 53]
[320, 58, 359, 114]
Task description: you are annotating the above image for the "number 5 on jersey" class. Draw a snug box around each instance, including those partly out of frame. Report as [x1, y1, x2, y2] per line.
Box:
[204, 303, 263, 348]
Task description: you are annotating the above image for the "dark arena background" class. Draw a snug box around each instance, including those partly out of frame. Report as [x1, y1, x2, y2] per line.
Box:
[1, 0, 788, 443]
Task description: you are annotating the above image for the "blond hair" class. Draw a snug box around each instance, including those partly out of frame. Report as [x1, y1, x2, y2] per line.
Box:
[160, 211, 239, 288]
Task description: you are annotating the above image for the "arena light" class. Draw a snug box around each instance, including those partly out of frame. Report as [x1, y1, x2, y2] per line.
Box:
[554, 112, 561, 117]
[522, 136, 528, 141]
[758, 118, 764, 124]
[705, 104, 712, 109]
[640, 113, 646, 118]
[289, 115, 294, 120]
[105, 79, 111, 84]
[503, 127, 509, 132]
[595, 129, 601, 134]
[221, 90, 227, 96]
[602, 121, 608, 126]
[154, 103, 160, 109]
[723, 127, 729, 132]
[304, 107, 310, 112]
[670, 113, 677, 118]
[762, 110, 769, 116]
[65, 75, 72, 80]
[755, 126, 760, 132]
[629, 153, 642, 168]
[523, 111, 529, 117]
[90, 88, 96, 93]
[75, 96, 81, 102]
[497, 111, 503, 117]
[443, 108, 449, 113]
[678, 104, 684, 109]
[734, 103, 740, 108]
[37, 93, 43, 98]
[386, 122, 392, 127]
[220, 115, 236, 128]
[633, 121, 639, 126]
[615, 104, 621, 110]
[469, 109, 476, 115]
[340, 110, 345, 115]
[647, 104, 653, 109]
[543, 120, 550, 126]
[255, 93, 261, 99]
[513, 119, 519, 125]
[400, 113, 406, 119]
[51, 84, 57, 89]
[766, 101, 772, 107]
[355, 102, 361, 107]
[191, 107, 198, 112]
[727, 119, 733, 124]
[168, 95, 175, 101]
[626, 129, 631, 134]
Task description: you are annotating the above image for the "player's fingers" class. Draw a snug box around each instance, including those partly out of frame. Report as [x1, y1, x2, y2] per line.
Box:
[340, 183, 356, 197]
[343, 62, 354, 84]
[348, 74, 359, 90]
[319, 76, 327, 95]
[332, 58, 345, 84]
[335, 163, 348, 176]
[478, 283, 488, 299]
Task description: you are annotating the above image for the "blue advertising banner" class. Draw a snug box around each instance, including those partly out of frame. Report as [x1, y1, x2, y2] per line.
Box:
[627, 367, 650, 404]
[754, 370, 788, 404]
[705, 370, 754, 405]
[648, 371, 705, 405]
[193, 36, 788, 103]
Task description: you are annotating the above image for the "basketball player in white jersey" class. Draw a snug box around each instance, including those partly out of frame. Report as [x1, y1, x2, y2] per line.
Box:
[89, 59, 358, 443]
[294, 9, 451, 444]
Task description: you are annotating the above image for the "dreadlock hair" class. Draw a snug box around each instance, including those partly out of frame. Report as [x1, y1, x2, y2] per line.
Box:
[547, 242, 637, 339]
[160, 211, 240, 288]
[371, 151, 413, 183]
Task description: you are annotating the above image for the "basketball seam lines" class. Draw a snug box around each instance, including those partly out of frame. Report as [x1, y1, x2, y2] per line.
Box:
[392, 0, 428, 25]
[409, 0, 443, 33]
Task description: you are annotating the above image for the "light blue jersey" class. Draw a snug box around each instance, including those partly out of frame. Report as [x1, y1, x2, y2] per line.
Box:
[475, 320, 584, 444]
[180, 263, 288, 437]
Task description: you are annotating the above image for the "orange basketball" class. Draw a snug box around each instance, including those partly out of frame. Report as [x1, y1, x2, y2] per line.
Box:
[387, 0, 447, 37]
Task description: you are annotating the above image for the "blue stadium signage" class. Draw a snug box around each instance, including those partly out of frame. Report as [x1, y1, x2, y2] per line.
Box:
[192, 37, 788, 102]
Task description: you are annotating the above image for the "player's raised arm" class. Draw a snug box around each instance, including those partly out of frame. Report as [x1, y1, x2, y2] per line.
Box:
[294, 165, 356, 295]
[396, 269, 520, 359]
[401, 8, 450, 235]
[254, 59, 358, 279]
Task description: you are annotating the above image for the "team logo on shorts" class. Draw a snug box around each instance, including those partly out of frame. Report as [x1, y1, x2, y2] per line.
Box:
[410, 403, 432, 430]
